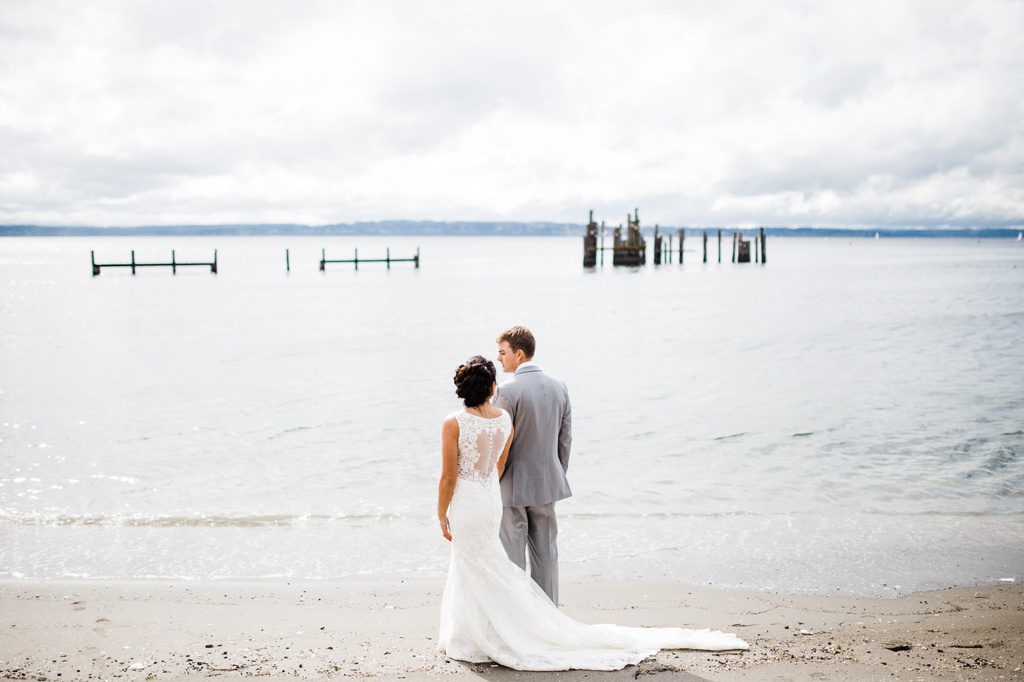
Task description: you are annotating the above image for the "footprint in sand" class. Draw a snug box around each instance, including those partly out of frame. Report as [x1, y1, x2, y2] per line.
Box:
[72, 601, 86, 611]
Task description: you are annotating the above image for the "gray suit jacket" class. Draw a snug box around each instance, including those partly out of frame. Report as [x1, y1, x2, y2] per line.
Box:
[494, 365, 572, 507]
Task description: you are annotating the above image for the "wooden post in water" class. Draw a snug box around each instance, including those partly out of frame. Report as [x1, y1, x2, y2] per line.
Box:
[737, 233, 751, 262]
[172, 250, 177, 274]
[354, 248, 359, 271]
[91, 251, 99, 276]
[386, 247, 391, 269]
[131, 250, 137, 275]
[583, 210, 598, 267]
[415, 247, 420, 268]
[286, 249, 290, 272]
[703, 231, 708, 263]
[760, 227, 767, 263]
[732, 232, 737, 263]
[718, 230, 722, 263]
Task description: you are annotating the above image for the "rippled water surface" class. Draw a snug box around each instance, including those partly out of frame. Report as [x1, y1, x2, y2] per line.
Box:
[2, 235, 1022, 595]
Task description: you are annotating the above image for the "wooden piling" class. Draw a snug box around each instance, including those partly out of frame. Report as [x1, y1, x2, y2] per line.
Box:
[760, 227, 767, 263]
[678, 229, 684, 264]
[583, 210, 599, 267]
[737, 232, 751, 262]
[718, 230, 722, 263]
[703, 231, 708, 263]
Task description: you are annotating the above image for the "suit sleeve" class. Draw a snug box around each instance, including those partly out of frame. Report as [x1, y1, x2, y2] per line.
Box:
[494, 383, 514, 419]
[558, 386, 572, 473]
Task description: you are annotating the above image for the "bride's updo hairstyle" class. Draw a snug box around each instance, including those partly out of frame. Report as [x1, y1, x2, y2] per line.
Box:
[454, 355, 496, 408]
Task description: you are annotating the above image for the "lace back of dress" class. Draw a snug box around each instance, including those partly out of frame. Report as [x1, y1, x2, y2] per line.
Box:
[471, 427, 499, 477]
[456, 412, 509, 483]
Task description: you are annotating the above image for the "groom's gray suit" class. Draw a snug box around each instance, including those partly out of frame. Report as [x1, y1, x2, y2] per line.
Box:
[494, 363, 572, 606]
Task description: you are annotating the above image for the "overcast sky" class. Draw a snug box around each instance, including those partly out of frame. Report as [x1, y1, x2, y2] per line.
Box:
[2, 0, 1022, 229]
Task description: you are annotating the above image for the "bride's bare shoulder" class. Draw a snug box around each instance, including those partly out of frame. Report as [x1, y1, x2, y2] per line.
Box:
[443, 413, 461, 431]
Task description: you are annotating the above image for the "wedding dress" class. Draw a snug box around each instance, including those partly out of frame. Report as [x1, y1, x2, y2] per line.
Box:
[438, 409, 748, 671]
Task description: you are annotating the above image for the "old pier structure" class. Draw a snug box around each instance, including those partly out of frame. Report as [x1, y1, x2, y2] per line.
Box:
[584, 210, 766, 267]
[584, 209, 648, 266]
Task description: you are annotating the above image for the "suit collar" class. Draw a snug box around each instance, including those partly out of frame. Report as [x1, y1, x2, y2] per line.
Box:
[515, 363, 542, 375]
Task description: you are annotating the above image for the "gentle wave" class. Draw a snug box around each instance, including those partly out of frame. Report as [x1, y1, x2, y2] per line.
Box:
[560, 509, 1024, 520]
[8, 508, 1020, 528]
[0, 512, 403, 527]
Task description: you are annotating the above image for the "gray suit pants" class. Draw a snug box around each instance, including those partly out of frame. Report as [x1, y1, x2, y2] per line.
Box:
[499, 503, 558, 606]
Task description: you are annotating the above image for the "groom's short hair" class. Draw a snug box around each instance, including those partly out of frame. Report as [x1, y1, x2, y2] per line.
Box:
[497, 326, 536, 360]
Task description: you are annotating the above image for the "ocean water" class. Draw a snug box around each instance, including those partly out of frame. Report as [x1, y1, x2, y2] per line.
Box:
[1, 235, 1022, 597]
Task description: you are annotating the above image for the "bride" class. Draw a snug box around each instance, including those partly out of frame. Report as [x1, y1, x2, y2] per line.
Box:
[437, 355, 748, 671]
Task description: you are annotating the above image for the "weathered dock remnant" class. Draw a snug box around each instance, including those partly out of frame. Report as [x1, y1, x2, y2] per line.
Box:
[733, 232, 749, 262]
[581, 210, 767, 267]
[319, 247, 420, 271]
[91, 250, 217, 276]
[613, 209, 646, 266]
[730, 228, 767, 264]
[582, 209, 645, 267]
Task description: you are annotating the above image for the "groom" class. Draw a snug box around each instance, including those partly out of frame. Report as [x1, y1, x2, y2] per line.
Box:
[493, 326, 572, 606]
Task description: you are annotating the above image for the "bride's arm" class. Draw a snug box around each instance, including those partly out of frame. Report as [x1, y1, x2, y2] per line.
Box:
[437, 415, 459, 542]
[496, 424, 514, 478]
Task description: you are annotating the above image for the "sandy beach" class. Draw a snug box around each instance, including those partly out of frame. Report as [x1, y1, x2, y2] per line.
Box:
[2, 579, 1021, 681]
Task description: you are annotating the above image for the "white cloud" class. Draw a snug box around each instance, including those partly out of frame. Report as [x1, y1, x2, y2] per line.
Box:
[1, 0, 1022, 228]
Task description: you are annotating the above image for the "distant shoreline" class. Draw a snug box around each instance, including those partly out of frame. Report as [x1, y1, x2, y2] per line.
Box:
[1, 222, 1022, 239]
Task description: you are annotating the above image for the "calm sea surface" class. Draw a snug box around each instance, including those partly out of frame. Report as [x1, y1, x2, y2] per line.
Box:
[1, 235, 1022, 596]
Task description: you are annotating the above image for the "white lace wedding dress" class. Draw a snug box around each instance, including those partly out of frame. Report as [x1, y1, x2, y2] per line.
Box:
[437, 409, 749, 671]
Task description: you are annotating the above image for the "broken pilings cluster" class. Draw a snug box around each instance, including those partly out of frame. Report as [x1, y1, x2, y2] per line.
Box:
[583, 210, 767, 267]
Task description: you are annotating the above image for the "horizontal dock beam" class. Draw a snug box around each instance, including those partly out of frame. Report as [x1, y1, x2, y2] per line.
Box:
[319, 247, 420, 271]
[91, 250, 218, 276]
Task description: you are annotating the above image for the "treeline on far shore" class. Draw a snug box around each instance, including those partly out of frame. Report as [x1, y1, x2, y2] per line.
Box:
[0, 222, 1021, 239]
